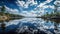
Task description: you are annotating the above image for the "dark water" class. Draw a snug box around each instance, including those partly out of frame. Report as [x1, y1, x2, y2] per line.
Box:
[0, 18, 60, 34]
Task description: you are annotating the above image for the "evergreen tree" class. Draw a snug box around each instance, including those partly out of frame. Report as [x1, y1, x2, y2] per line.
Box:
[1, 5, 5, 13]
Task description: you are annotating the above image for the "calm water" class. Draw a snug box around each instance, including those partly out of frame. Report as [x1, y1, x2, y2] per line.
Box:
[0, 18, 60, 34]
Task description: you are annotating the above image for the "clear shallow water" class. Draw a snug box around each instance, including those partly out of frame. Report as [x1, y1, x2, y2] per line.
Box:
[0, 18, 60, 34]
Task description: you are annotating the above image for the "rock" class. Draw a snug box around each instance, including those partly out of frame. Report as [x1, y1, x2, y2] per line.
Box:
[0, 16, 8, 21]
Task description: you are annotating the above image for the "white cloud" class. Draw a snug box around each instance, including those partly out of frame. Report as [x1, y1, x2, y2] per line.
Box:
[5, 6, 19, 14]
[46, 0, 52, 3]
[0, 6, 2, 8]
[0, 6, 2, 11]
[20, 9, 45, 17]
[37, 0, 53, 7]
[3, 0, 54, 17]
[30, 0, 37, 6]
[57, 7, 60, 11]
[15, 0, 54, 17]
[16, 0, 25, 7]
[43, 5, 54, 9]
[20, 11, 37, 17]
[54, 0, 60, 6]
[33, 0, 54, 16]
[16, 0, 38, 8]
[9, 9, 19, 14]
[34, 5, 54, 16]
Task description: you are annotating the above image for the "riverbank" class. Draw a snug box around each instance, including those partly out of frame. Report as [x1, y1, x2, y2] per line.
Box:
[0, 12, 24, 22]
[36, 16, 60, 19]
[0, 15, 8, 21]
[36, 11, 60, 19]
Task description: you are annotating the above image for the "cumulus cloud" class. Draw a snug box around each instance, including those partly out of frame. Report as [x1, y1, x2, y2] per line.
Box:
[16, 0, 37, 8]
[20, 5, 54, 17]
[34, 5, 54, 16]
[14, 0, 54, 17]
[0, 6, 2, 11]
[5, 6, 19, 14]
[57, 7, 60, 11]
[4, 7, 37, 17]
[54, 0, 60, 6]
[33, 0, 54, 16]
[20, 11, 37, 17]
[0, 6, 2, 8]
[1, 0, 54, 17]
[37, 0, 53, 7]
[16, 0, 25, 7]
[43, 5, 54, 9]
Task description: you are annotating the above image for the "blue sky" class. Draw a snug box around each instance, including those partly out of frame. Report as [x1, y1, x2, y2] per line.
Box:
[0, 0, 56, 17]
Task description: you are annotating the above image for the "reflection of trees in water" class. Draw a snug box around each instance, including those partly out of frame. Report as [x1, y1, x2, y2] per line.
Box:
[45, 20, 49, 23]
[0, 21, 6, 32]
[49, 19, 60, 34]
[54, 22, 60, 34]
[43, 18, 60, 34]
[54, 22, 58, 30]
[51, 19, 60, 23]
[45, 19, 60, 30]
[50, 19, 60, 30]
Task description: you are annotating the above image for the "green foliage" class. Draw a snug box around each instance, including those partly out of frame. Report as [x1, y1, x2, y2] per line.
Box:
[43, 11, 60, 18]
[1, 6, 5, 13]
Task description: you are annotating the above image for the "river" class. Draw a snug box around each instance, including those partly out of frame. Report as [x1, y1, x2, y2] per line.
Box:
[0, 18, 60, 34]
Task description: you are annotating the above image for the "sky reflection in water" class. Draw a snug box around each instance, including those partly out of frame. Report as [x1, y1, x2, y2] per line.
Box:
[0, 18, 60, 34]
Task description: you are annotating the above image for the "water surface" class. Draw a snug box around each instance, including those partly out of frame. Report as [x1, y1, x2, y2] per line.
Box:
[0, 18, 60, 34]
